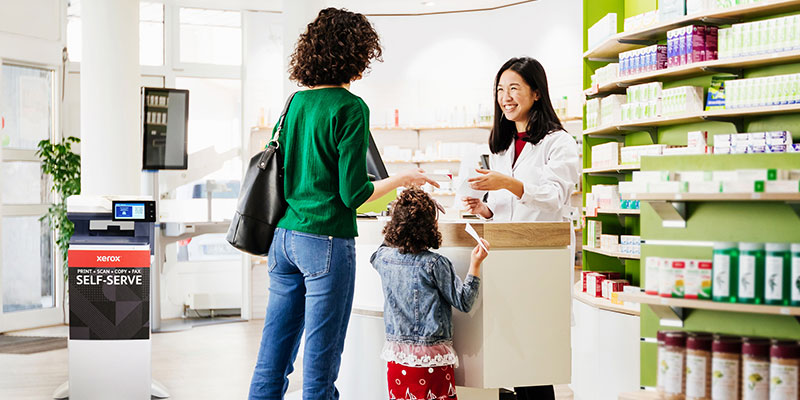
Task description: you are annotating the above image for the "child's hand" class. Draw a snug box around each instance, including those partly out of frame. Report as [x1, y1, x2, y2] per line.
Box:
[471, 238, 490, 263]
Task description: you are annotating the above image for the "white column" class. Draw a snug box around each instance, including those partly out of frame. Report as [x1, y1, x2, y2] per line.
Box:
[80, 0, 140, 196]
[282, 0, 328, 95]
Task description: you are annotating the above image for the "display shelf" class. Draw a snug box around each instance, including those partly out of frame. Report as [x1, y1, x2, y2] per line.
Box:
[584, 103, 800, 136]
[572, 282, 640, 316]
[622, 192, 800, 201]
[584, 207, 641, 215]
[617, 290, 800, 317]
[372, 125, 492, 131]
[583, 246, 640, 260]
[618, 390, 661, 400]
[385, 159, 461, 164]
[594, 49, 800, 95]
[583, 164, 640, 174]
[584, 0, 800, 60]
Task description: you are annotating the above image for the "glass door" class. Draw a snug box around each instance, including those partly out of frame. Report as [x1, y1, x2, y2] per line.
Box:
[0, 62, 63, 332]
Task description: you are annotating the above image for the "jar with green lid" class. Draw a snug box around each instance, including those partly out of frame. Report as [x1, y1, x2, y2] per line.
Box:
[713, 242, 739, 303]
[765, 243, 791, 306]
[769, 340, 800, 400]
[664, 331, 688, 400]
[739, 242, 765, 304]
[791, 244, 800, 307]
[687, 333, 713, 400]
[712, 335, 741, 400]
[742, 338, 770, 400]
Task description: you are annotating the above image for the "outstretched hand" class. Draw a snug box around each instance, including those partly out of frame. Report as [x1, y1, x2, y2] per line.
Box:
[468, 169, 509, 191]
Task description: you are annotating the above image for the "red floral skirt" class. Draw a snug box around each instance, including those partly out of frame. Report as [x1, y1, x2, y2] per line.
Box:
[387, 361, 457, 400]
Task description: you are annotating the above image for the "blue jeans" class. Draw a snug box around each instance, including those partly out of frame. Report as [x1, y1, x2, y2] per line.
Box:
[248, 228, 356, 400]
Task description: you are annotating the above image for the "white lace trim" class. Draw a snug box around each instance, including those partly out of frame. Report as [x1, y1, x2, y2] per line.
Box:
[381, 341, 459, 368]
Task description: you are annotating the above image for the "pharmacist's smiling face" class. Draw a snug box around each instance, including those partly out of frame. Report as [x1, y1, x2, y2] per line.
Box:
[497, 69, 539, 125]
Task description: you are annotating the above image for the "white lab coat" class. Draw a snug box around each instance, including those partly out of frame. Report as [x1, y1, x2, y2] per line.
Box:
[485, 129, 580, 223]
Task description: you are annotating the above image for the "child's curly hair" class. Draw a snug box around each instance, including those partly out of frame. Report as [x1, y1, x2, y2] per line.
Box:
[383, 187, 442, 254]
[288, 8, 383, 87]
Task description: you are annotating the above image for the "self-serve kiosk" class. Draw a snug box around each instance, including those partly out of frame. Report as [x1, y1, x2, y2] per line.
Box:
[53, 196, 168, 400]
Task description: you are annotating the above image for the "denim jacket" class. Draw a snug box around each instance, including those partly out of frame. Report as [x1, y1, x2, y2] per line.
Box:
[370, 245, 481, 346]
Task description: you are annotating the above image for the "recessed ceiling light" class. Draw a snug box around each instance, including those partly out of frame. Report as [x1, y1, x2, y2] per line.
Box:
[422, 1, 436, 6]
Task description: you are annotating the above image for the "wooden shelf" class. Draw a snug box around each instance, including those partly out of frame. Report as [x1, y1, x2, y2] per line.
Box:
[572, 282, 640, 316]
[584, 103, 800, 136]
[585, 207, 641, 215]
[385, 159, 461, 164]
[372, 125, 492, 131]
[583, 246, 640, 260]
[617, 290, 800, 317]
[618, 390, 661, 400]
[583, 164, 640, 173]
[584, 0, 800, 60]
[622, 192, 800, 201]
[594, 49, 800, 95]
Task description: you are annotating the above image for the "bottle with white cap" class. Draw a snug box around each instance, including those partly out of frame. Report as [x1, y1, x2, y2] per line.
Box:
[764, 243, 790, 306]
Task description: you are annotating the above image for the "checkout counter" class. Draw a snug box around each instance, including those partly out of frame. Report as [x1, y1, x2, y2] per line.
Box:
[337, 219, 573, 399]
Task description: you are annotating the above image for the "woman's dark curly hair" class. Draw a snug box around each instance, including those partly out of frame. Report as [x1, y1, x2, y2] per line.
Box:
[288, 8, 383, 87]
[383, 187, 442, 254]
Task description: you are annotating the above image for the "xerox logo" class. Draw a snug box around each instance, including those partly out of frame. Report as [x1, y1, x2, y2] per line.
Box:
[97, 256, 122, 262]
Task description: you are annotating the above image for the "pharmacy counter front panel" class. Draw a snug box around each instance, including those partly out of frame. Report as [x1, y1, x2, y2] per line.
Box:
[338, 220, 572, 399]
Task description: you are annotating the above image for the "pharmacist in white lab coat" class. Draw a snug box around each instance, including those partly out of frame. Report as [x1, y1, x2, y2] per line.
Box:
[463, 57, 579, 400]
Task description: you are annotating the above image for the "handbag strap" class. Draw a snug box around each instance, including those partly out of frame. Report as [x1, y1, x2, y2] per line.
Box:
[269, 92, 297, 147]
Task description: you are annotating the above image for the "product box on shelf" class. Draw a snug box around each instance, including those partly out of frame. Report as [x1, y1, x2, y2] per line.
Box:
[633, 170, 674, 183]
[645, 256, 661, 295]
[585, 271, 624, 297]
[591, 184, 621, 209]
[649, 181, 689, 193]
[588, 13, 618, 50]
[620, 144, 666, 165]
[688, 131, 708, 149]
[662, 86, 704, 116]
[686, 0, 716, 15]
[586, 220, 602, 248]
[685, 260, 713, 299]
[600, 234, 619, 253]
[600, 95, 626, 126]
[765, 180, 800, 193]
[658, 0, 686, 24]
[591, 142, 621, 169]
[602, 279, 630, 300]
[618, 181, 649, 194]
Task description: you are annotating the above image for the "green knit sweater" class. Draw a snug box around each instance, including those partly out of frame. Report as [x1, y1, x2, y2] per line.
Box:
[275, 88, 375, 237]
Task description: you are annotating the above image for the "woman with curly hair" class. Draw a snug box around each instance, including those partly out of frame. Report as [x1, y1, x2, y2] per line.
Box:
[248, 8, 438, 400]
[371, 187, 489, 400]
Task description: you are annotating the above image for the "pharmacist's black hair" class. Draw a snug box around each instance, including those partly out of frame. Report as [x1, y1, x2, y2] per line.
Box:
[489, 57, 563, 154]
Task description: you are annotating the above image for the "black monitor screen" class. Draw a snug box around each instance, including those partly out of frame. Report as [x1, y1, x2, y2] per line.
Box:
[366, 133, 388, 181]
[142, 87, 189, 170]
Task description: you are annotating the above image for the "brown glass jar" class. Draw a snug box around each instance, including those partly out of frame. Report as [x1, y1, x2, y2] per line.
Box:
[664, 331, 688, 399]
[686, 333, 713, 400]
[769, 340, 800, 400]
[741, 338, 770, 400]
[712, 335, 741, 400]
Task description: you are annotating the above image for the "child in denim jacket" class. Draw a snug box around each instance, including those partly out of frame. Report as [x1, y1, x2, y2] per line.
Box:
[371, 187, 489, 400]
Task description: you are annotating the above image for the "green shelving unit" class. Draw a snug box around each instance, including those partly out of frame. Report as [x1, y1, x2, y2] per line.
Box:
[582, 0, 800, 395]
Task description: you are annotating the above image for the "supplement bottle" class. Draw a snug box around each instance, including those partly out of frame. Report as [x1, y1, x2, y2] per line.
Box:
[765, 243, 791, 306]
[742, 338, 770, 400]
[664, 331, 688, 400]
[712, 335, 741, 400]
[739, 242, 765, 304]
[687, 332, 713, 400]
[769, 340, 800, 400]
[713, 242, 739, 303]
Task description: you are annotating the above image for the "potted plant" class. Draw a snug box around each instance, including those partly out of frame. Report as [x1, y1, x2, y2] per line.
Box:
[36, 136, 80, 323]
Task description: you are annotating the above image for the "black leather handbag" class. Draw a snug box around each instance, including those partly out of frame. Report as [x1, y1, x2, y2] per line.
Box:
[226, 93, 296, 256]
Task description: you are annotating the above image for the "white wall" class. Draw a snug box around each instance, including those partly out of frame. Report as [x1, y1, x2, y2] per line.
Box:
[0, 0, 64, 66]
[350, 0, 584, 127]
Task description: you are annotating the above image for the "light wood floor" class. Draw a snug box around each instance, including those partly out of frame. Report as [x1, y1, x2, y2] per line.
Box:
[0, 320, 572, 400]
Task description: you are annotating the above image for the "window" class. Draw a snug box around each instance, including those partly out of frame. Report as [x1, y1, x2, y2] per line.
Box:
[66, 0, 165, 66]
[0, 64, 54, 150]
[0, 62, 56, 314]
[179, 8, 242, 66]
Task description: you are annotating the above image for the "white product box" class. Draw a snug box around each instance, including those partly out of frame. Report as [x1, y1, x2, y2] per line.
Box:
[632, 171, 674, 183]
[765, 180, 800, 193]
[721, 181, 759, 193]
[677, 171, 712, 182]
[600, 95, 627, 126]
[645, 256, 661, 295]
[736, 169, 788, 181]
[589, 13, 618, 49]
[712, 170, 738, 182]
[713, 134, 733, 146]
[688, 181, 722, 193]
[658, 258, 673, 297]
[591, 142, 621, 169]
[620, 144, 666, 165]
[687, 131, 708, 148]
[592, 185, 621, 209]
[648, 181, 688, 193]
[618, 181, 649, 194]
[600, 234, 619, 252]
